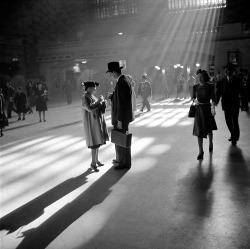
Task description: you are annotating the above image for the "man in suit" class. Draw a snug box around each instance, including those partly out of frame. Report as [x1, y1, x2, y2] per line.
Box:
[215, 62, 241, 146]
[106, 61, 134, 170]
[138, 75, 152, 112]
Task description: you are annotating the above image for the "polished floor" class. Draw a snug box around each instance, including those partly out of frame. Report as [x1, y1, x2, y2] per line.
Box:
[0, 96, 250, 249]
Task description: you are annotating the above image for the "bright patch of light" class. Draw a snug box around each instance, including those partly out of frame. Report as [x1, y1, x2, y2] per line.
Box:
[146, 144, 171, 155]
[131, 157, 157, 173]
[155, 65, 160, 70]
[178, 120, 193, 126]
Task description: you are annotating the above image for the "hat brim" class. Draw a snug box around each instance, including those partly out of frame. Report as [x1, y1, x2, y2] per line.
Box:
[106, 66, 123, 73]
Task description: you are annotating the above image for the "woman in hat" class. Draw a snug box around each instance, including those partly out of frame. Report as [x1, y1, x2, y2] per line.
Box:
[36, 82, 48, 122]
[81, 81, 109, 172]
[192, 69, 217, 160]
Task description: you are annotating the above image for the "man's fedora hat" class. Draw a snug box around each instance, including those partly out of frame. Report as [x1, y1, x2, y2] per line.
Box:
[224, 62, 236, 71]
[83, 81, 99, 89]
[106, 61, 123, 73]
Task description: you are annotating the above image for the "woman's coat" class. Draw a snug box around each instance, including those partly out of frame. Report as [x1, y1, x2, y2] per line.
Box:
[82, 92, 109, 147]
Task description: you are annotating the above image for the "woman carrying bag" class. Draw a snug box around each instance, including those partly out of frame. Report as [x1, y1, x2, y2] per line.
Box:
[81, 81, 109, 172]
[192, 69, 217, 160]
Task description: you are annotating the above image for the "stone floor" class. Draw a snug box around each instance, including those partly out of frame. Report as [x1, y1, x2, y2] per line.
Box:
[0, 96, 250, 249]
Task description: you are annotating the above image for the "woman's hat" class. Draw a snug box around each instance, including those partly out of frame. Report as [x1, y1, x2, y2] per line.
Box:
[83, 81, 99, 89]
[106, 61, 123, 73]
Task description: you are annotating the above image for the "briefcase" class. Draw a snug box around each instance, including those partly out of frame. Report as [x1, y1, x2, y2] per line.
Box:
[111, 129, 132, 148]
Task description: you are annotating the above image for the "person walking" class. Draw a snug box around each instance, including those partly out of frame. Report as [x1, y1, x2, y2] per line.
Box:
[25, 81, 34, 114]
[5, 81, 15, 118]
[187, 73, 196, 99]
[192, 69, 217, 160]
[126, 74, 137, 113]
[215, 62, 241, 146]
[36, 82, 48, 122]
[14, 87, 27, 121]
[63, 80, 72, 104]
[106, 61, 134, 170]
[138, 75, 152, 112]
[0, 88, 7, 136]
[81, 81, 109, 172]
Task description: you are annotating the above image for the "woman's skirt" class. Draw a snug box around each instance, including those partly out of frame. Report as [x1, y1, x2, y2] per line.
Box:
[193, 104, 217, 138]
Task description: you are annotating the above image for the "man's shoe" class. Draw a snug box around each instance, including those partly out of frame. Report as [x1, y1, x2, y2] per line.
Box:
[231, 141, 237, 146]
[17, 117, 21, 121]
[114, 164, 130, 170]
[228, 137, 232, 141]
[22, 117, 25, 121]
[112, 159, 119, 164]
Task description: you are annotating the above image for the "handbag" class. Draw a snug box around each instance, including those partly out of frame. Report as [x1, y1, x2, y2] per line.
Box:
[111, 129, 132, 148]
[188, 102, 196, 118]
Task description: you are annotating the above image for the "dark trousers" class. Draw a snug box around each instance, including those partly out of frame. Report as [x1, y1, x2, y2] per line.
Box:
[141, 96, 150, 111]
[115, 123, 131, 167]
[224, 108, 240, 142]
[241, 85, 249, 111]
[7, 102, 13, 118]
[66, 94, 72, 104]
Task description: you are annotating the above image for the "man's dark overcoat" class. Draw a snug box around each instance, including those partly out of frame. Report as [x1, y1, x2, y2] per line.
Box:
[110, 75, 134, 126]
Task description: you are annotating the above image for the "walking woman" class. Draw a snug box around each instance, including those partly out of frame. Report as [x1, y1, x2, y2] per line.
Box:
[192, 69, 217, 160]
[36, 82, 48, 122]
[81, 81, 109, 172]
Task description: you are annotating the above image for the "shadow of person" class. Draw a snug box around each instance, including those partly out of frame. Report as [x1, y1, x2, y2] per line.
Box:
[0, 169, 92, 234]
[191, 154, 214, 217]
[176, 154, 214, 218]
[15, 167, 127, 249]
[225, 146, 250, 206]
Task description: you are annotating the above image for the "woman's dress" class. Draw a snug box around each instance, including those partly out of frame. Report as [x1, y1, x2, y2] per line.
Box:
[82, 93, 109, 148]
[192, 83, 217, 138]
[36, 89, 48, 111]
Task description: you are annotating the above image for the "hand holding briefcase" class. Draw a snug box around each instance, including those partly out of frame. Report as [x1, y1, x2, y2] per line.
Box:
[111, 129, 132, 148]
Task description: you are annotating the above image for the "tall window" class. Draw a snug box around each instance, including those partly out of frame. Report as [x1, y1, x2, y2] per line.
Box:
[168, 0, 226, 11]
[94, 0, 139, 19]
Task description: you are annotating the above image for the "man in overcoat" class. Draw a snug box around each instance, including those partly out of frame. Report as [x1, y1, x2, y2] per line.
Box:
[215, 62, 241, 146]
[106, 61, 134, 169]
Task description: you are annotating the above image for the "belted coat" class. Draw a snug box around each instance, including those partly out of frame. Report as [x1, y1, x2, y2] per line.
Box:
[82, 92, 109, 148]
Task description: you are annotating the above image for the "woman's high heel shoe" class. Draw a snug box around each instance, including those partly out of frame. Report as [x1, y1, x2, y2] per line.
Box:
[90, 164, 99, 172]
[197, 152, 204, 160]
[96, 161, 104, 166]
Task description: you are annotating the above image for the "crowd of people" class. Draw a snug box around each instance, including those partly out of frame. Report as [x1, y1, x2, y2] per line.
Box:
[80, 61, 249, 172]
[1, 61, 249, 173]
[0, 80, 48, 136]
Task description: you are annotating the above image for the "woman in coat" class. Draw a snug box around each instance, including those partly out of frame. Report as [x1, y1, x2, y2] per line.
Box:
[14, 87, 27, 121]
[81, 81, 109, 172]
[126, 75, 137, 113]
[36, 82, 48, 122]
[192, 69, 217, 160]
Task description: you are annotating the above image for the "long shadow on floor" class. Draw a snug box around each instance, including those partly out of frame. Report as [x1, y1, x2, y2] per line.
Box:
[15, 167, 127, 249]
[0, 169, 93, 233]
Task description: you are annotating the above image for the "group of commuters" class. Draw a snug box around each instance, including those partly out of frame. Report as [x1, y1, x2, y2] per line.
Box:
[0, 80, 48, 136]
[192, 62, 248, 160]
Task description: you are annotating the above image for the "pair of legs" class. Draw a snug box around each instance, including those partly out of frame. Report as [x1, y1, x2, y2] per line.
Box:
[197, 133, 213, 158]
[140, 96, 150, 112]
[114, 123, 131, 169]
[90, 147, 103, 172]
[17, 112, 25, 121]
[38, 111, 46, 122]
[224, 108, 240, 144]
